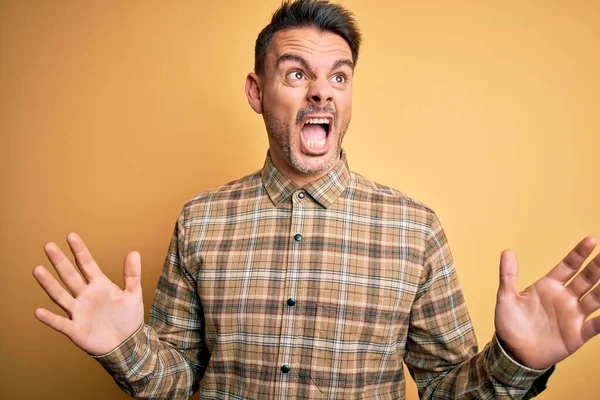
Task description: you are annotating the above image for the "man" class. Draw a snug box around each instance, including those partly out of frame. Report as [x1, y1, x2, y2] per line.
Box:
[33, 0, 600, 399]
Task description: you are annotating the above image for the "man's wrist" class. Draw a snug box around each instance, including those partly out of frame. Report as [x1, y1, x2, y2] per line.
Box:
[495, 334, 524, 365]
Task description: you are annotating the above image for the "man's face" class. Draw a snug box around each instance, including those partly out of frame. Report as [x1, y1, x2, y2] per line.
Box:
[247, 27, 354, 184]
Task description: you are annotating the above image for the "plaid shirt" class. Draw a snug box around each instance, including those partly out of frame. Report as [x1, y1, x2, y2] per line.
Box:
[96, 151, 553, 399]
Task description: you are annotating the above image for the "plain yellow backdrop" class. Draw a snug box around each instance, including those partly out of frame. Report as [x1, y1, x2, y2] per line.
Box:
[1, 1, 598, 399]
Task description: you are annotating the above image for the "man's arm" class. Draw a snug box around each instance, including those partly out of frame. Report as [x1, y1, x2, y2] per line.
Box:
[93, 210, 207, 399]
[34, 210, 207, 399]
[404, 214, 555, 399]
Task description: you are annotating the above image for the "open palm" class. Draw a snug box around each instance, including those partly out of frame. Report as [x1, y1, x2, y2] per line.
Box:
[495, 237, 600, 370]
[33, 233, 144, 355]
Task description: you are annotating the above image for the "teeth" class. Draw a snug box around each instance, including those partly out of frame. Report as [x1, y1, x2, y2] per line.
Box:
[307, 139, 326, 147]
[305, 118, 330, 125]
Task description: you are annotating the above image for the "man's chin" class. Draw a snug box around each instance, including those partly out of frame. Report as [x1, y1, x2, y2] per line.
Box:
[291, 151, 339, 175]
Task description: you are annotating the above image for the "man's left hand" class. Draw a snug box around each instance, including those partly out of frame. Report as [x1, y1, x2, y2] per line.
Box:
[495, 237, 600, 370]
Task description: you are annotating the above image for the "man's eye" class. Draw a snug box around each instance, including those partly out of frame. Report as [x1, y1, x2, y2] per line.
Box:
[331, 74, 346, 83]
[287, 71, 305, 81]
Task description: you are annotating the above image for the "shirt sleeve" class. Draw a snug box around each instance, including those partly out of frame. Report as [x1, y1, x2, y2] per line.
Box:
[93, 210, 209, 399]
[403, 213, 554, 399]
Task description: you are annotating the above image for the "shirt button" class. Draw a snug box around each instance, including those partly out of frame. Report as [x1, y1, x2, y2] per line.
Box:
[298, 192, 305, 199]
[281, 364, 291, 374]
[294, 234, 302, 242]
[287, 297, 296, 307]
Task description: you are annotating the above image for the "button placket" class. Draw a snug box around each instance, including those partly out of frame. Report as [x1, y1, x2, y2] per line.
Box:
[277, 189, 306, 391]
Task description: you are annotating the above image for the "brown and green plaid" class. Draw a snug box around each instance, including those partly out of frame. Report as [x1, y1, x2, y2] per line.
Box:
[96, 151, 552, 399]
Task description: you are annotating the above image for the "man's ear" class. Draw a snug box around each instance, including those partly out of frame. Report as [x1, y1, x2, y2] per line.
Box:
[245, 72, 263, 114]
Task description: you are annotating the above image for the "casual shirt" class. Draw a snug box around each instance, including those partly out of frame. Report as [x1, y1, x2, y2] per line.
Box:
[96, 151, 553, 399]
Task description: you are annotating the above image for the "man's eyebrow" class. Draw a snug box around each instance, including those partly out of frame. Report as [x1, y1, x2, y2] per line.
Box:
[276, 54, 355, 72]
[276, 54, 312, 71]
[332, 59, 354, 71]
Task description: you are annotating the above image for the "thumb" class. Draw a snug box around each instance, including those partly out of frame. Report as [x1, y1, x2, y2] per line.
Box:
[123, 251, 142, 295]
[497, 249, 519, 302]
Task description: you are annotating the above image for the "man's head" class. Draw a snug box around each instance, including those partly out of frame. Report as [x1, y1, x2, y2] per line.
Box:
[245, 0, 361, 185]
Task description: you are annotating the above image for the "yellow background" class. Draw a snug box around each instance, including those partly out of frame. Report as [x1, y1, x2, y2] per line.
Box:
[1, 0, 598, 399]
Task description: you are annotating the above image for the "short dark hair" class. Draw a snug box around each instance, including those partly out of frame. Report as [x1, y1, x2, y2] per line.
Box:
[254, 0, 362, 75]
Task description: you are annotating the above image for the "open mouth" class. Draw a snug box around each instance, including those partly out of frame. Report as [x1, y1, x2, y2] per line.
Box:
[301, 117, 331, 152]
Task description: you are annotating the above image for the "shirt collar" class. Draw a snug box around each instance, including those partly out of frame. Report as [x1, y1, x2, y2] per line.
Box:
[261, 150, 351, 209]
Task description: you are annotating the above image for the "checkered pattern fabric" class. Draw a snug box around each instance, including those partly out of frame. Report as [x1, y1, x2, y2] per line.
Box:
[96, 151, 552, 399]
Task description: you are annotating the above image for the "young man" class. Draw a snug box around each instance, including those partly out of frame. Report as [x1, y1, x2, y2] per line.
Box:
[33, 1, 600, 398]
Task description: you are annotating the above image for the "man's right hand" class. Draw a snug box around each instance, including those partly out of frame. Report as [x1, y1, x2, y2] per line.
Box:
[33, 233, 144, 356]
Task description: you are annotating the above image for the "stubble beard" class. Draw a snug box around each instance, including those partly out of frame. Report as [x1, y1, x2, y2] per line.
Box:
[263, 107, 350, 176]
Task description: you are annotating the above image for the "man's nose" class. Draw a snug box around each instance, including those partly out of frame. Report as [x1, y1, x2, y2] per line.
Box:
[307, 77, 333, 106]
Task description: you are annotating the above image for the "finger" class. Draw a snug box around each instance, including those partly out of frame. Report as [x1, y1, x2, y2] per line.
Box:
[578, 276, 600, 315]
[66, 233, 104, 282]
[34, 307, 76, 338]
[33, 266, 77, 313]
[44, 242, 86, 295]
[123, 251, 142, 295]
[567, 251, 600, 298]
[582, 314, 600, 344]
[497, 249, 519, 301]
[546, 237, 596, 284]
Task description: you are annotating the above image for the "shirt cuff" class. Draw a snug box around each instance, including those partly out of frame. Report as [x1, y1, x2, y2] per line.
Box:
[487, 334, 554, 390]
[91, 323, 146, 376]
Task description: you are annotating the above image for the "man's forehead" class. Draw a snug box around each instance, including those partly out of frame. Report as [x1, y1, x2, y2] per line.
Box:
[269, 27, 352, 61]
